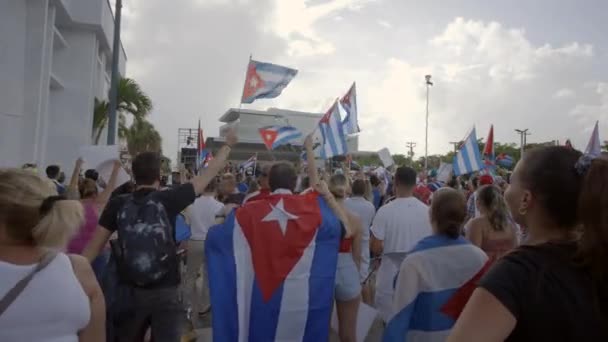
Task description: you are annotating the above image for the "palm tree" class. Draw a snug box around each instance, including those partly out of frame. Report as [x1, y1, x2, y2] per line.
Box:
[124, 118, 163, 157]
[92, 78, 152, 144]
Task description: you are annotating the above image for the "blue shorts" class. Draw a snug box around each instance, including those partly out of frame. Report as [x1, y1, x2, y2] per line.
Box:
[335, 253, 361, 301]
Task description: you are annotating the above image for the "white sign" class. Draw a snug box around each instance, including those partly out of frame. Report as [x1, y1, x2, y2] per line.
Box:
[378, 148, 394, 168]
[331, 302, 378, 342]
[437, 162, 453, 183]
[78, 145, 130, 190]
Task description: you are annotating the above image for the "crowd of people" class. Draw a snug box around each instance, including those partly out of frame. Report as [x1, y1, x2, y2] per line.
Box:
[1, 130, 607, 342]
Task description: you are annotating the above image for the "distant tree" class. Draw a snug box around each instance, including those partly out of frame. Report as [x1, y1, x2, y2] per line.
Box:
[92, 78, 152, 144]
[124, 118, 162, 157]
[603, 141, 608, 152]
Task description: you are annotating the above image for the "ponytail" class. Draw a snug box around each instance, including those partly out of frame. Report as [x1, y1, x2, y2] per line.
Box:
[577, 156, 608, 324]
[0, 169, 84, 249]
[33, 199, 84, 248]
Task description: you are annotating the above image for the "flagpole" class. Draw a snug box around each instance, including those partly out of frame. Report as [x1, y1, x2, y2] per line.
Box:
[253, 152, 258, 175]
[424, 75, 432, 172]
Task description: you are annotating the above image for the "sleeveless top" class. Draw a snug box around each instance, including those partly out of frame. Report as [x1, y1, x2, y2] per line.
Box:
[67, 201, 98, 254]
[0, 253, 90, 341]
[481, 236, 514, 261]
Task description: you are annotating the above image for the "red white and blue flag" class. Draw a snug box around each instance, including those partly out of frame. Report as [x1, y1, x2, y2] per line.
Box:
[241, 59, 298, 104]
[205, 193, 341, 342]
[584, 121, 601, 157]
[259, 125, 303, 150]
[482, 125, 495, 168]
[452, 127, 483, 176]
[340, 82, 360, 135]
[240, 154, 257, 170]
[319, 100, 348, 159]
[384, 235, 490, 341]
[197, 119, 209, 169]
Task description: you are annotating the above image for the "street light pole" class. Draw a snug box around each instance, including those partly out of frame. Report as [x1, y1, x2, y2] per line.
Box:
[515, 129, 530, 159]
[106, 0, 123, 145]
[424, 75, 433, 171]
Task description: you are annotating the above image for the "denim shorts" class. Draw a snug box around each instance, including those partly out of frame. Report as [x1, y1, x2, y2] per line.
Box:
[335, 253, 361, 301]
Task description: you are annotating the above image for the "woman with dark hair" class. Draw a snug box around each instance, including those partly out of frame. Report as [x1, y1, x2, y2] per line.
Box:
[449, 147, 608, 341]
[384, 188, 487, 341]
[465, 185, 518, 261]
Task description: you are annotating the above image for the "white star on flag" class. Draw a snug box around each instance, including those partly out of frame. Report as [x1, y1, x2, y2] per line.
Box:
[250, 77, 258, 88]
[262, 199, 298, 235]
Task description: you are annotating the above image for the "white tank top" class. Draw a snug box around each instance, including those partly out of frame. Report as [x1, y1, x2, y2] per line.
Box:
[0, 253, 90, 342]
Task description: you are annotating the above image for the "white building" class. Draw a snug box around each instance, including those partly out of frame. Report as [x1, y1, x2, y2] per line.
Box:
[0, 0, 126, 170]
[217, 107, 359, 152]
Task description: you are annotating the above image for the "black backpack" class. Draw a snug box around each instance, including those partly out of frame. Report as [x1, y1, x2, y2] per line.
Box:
[115, 193, 177, 287]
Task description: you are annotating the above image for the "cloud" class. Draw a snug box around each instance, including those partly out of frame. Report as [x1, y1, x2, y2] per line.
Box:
[121, 0, 285, 160]
[121, 2, 605, 161]
[271, 0, 373, 56]
[377, 20, 391, 29]
[553, 88, 575, 99]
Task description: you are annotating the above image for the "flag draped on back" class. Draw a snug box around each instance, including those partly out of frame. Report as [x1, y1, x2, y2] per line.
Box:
[340, 82, 360, 135]
[384, 235, 489, 342]
[259, 125, 303, 150]
[206, 193, 342, 342]
[584, 121, 601, 157]
[452, 128, 483, 176]
[482, 125, 495, 168]
[319, 101, 348, 159]
[241, 59, 298, 104]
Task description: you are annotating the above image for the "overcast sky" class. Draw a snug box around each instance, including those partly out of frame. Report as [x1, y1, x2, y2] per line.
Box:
[118, 0, 608, 160]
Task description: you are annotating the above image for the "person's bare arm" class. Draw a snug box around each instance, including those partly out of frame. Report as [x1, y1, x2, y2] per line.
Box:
[67, 158, 84, 196]
[69, 255, 105, 342]
[349, 212, 362, 270]
[304, 134, 320, 187]
[96, 160, 122, 207]
[447, 288, 516, 342]
[314, 181, 354, 238]
[466, 219, 484, 247]
[370, 233, 384, 256]
[191, 131, 237, 195]
[82, 227, 113, 262]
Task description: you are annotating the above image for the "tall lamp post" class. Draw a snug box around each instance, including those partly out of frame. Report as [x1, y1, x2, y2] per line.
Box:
[107, 0, 123, 145]
[424, 75, 433, 171]
[515, 129, 530, 159]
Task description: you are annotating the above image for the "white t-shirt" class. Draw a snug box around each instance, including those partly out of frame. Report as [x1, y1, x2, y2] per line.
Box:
[345, 197, 376, 282]
[370, 196, 432, 322]
[187, 195, 224, 240]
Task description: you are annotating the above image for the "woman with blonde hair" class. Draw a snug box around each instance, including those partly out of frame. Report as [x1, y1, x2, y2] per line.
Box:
[465, 185, 518, 262]
[0, 169, 105, 341]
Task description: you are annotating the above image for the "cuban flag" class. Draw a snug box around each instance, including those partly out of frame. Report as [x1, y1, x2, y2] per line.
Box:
[384, 235, 490, 342]
[452, 128, 483, 176]
[319, 100, 348, 159]
[240, 154, 257, 170]
[205, 192, 342, 342]
[259, 125, 303, 150]
[496, 153, 514, 168]
[482, 125, 495, 168]
[241, 59, 298, 104]
[584, 121, 601, 157]
[340, 82, 360, 135]
[197, 119, 209, 170]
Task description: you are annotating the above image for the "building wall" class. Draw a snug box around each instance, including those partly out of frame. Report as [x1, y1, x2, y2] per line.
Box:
[0, 0, 126, 170]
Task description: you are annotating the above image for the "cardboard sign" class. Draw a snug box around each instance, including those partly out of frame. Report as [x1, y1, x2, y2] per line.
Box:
[79, 145, 130, 191]
[378, 148, 394, 168]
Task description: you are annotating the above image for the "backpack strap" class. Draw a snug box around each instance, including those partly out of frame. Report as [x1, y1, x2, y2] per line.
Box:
[0, 251, 58, 317]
